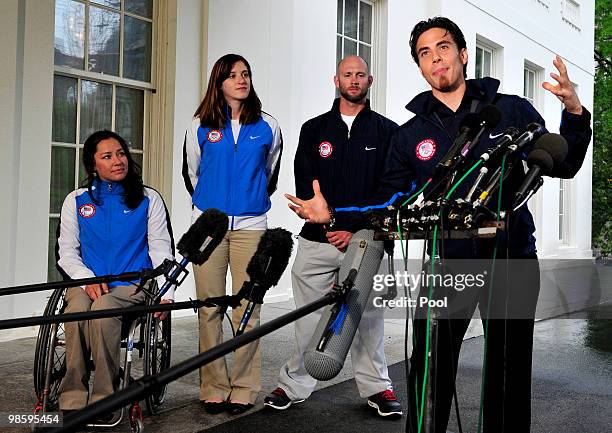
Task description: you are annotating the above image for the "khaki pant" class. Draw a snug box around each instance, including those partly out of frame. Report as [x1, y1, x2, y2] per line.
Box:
[58, 285, 145, 410]
[193, 229, 264, 404]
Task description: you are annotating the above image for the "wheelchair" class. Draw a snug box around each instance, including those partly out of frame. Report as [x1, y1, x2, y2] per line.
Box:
[32, 282, 171, 432]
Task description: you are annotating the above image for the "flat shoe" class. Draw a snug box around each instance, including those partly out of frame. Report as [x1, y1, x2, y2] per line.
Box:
[202, 400, 227, 414]
[226, 402, 254, 415]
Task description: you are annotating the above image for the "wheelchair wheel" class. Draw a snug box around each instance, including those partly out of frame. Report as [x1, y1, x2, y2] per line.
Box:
[33, 288, 67, 411]
[143, 311, 171, 414]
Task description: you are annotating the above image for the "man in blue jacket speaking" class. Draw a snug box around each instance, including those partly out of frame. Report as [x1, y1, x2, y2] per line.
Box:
[285, 17, 591, 433]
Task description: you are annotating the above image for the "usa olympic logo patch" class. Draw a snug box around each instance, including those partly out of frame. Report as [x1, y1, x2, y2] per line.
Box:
[319, 141, 333, 158]
[79, 204, 96, 218]
[207, 130, 223, 143]
[416, 139, 436, 161]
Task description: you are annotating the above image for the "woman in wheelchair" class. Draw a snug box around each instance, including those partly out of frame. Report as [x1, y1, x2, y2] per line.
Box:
[55, 130, 174, 418]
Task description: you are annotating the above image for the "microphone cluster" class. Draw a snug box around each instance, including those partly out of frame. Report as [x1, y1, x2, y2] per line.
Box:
[371, 114, 568, 236]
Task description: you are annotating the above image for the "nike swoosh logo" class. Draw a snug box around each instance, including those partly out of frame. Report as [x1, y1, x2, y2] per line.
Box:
[249, 135, 261, 140]
[489, 132, 503, 139]
[365, 147, 377, 150]
[123, 210, 132, 214]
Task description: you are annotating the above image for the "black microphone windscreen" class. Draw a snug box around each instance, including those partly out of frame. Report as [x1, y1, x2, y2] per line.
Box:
[527, 148, 555, 174]
[177, 208, 228, 265]
[534, 133, 568, 165]
[246, 228, 294, 289]
[479, 105, 502, 128]
[460, 112, 480, 129]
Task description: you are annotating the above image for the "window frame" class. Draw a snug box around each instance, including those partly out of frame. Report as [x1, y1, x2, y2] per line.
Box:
[523, 60, 544, 112]
[336, 0, 378, 105]
[474, 35, 503, 85]
[49, 0, 157, 281]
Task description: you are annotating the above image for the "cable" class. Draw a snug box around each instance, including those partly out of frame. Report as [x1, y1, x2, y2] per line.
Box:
[417, 224, 438, 433]
[401, 178, 433, 207]
[476, 154, 506, 433]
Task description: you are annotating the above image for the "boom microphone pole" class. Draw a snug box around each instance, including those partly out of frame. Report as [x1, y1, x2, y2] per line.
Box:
[47, 288, 345, 433]
[152, 208, 228, 301]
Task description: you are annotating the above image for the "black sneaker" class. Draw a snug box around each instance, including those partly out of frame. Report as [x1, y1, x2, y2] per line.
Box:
[367, 389, 403, 417]
[263, 387, 305, 410]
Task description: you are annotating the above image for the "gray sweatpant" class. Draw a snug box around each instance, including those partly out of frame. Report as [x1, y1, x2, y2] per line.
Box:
[277, 236, 392, 400]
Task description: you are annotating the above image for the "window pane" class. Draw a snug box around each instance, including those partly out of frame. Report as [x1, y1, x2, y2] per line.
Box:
[54, 0, 85, 69]
[475, 47, 483, 79]
[344, 39, 357, 57]
[483, 50, 492, 77]
[116, 86, 144, 150]
[523, 69, 529, 98]
[80, 80, 112, 143]
[125, 0, 153, 19]
[132, 152, 144, 178]
[337, 0, 343, 34]
[123, 16, 152, 82]
[337, 36, 342, 65]
[77, 148, 87, 185]
[359, 2, 372, 44]
[88, 6, 120, 75]
[344, 0, 358, 39]
[48, 217, 62, 282]
[91, 0, 121, 9]
[50, 146, 76, 214]
[359, 44, 371, 68]
[52, 75, 78, 143]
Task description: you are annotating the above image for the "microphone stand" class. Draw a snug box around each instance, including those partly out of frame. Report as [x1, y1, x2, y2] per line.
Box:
[46, 289, 345, 433]
[0, 261, 174, 297]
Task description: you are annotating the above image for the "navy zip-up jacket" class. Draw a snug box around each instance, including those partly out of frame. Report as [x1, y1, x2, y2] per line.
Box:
[296, 98, 398, 243]
[378, 78, 591, 257]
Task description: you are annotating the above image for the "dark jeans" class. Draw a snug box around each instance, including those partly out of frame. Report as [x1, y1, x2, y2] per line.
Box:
[407, 253, 540, 433]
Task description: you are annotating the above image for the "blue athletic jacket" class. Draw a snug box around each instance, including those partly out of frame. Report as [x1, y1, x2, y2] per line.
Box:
[182, 110, 283, 229]
[378, 78, 592, 257]
[57, 180, 175, 297]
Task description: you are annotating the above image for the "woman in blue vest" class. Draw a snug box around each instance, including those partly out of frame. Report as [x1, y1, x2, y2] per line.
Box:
[182, 54, 283, 415]
[57, 130, 174, 416]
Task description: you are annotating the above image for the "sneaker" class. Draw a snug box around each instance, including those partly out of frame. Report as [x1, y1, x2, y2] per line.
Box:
[367, 389, 403, 417]
[263, 387, 305, 410]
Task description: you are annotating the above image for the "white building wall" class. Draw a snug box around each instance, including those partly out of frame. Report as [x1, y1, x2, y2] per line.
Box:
[0, 0, 595, 337]
[0, 0, 56, 341]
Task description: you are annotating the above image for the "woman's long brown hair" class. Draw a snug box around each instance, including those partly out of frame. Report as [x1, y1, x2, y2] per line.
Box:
[194, 54, 262, 128]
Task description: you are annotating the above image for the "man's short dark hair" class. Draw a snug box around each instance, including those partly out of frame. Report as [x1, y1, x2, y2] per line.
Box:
[409, 17, 468, 78]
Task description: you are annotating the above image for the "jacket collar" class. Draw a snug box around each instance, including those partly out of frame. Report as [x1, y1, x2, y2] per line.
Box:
[92, 178, 124, 195]
[331, 97, 371, 117]
[406, 77, 501, 117]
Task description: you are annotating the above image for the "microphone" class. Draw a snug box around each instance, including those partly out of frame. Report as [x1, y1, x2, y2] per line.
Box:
[155, 208, 229, 300]
[304, 230, 384, 381]
[508, 122, 545, 153]
[460, 105, 502, 157]
[436, 113, 480, 170]
[235, 228, 294, 335]
[513, 134, 568, 208]
[480, 127, 520, 162]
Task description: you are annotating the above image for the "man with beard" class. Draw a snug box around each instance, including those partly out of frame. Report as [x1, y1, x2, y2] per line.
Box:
[284, 18, 591, 433]
[263, 55, 403, 417]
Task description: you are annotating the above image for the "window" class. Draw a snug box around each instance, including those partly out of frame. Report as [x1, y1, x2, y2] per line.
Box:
[523, 61, 544, 111]
[559, 179, 572, 244]
[336, 0, 374, 72]
[475, 45, 493, 79]
[49, 0, 155, 281]
[562, 0, 581, 29]
[475, 36, 502, 82]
